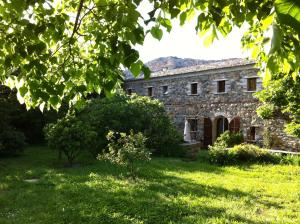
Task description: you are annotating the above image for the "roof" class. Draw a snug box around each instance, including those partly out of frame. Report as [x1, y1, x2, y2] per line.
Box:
[125, 58, 256, 81]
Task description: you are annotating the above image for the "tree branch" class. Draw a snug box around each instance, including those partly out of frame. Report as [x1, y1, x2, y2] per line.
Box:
[70, 0, 85, 40]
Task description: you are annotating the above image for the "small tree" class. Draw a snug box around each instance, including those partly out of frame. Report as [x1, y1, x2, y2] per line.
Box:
[214, 131, 244, 148]
[98, 130, 151, 179]
[79, 94, 183, 157]
[44, 115, 97, 165]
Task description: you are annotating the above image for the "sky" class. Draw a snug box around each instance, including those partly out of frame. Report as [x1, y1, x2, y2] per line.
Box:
[135, 1, 251, 63]
[136, 19, 251, 63]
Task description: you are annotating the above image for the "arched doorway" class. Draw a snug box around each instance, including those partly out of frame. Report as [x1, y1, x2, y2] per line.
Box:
[216, 116, 228, 138]
[229, 117, 240, 133]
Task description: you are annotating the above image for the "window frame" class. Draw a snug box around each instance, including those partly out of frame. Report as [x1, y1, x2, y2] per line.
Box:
[248, 126, 256, 141]
[247, 77, 257, 92]
[162, 85, 168, 95]
[188, 118, 198, 141]
[147, 86, 153, 97]
[217, 80, 226, 93]
[190, 82, 198, 95]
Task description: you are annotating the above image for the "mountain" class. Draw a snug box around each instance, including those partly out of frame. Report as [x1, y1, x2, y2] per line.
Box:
[125, 56, 226, 79]
[145, 56, 218, 72]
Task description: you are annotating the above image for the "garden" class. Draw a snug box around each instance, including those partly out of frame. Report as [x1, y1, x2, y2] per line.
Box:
[1, 146, 300, 224]
[2, 0, 300, 223]
[1, 87, 300, 223]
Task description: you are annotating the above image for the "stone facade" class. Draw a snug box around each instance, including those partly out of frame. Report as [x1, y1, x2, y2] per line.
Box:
[124, 59, 299, 151]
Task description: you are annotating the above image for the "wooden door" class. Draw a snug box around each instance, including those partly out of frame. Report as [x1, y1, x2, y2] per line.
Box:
[203, 118, 212, 148]
[229, 117, 240, 133]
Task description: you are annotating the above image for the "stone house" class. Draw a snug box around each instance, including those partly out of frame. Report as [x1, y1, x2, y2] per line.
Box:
[124, 58, 299, 150]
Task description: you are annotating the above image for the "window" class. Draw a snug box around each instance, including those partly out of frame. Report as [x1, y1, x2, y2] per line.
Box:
[217, 80, 226, 93]
[127, 88, 132, 95]
[247, 78, 257, 91]
[248, 126, 256, 141]
[189, 119, 198, 140]
[147, 87, 153, 97]
[191, 83, 198, 95]
[162, 85, 168, 94]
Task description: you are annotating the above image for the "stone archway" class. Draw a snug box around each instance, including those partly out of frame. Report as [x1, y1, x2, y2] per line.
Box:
[216, 116, 229, 137]
[212, 116, 229, 142]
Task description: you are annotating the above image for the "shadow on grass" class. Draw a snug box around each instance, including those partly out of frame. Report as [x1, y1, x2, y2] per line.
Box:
[0, 146, 284, 224]
[3, 173, 267, 224]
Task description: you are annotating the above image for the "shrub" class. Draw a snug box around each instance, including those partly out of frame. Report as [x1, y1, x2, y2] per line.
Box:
[208, 141, 231, 165]
[256, 103, 275, 119]
[230, 144, 271, 163]
[215, 131, 244, 147]
[44, 115, 97, 164]
[278, 154, 299, 165]
[208, 143, 286, 165]
[0, 128, 26, 155]
[79, 94, 183, 157]
[98, 130, 151, 179]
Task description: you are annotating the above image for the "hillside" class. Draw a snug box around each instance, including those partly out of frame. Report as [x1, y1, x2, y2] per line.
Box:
[125, 56, 239, 79]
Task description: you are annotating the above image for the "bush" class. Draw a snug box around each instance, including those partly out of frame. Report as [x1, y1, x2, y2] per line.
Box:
[44, 115, 97, 164]
[98, 130, 151, 179]
[208, 141, 231, 165]
[0, 128, 26, 155]
[256, 103, 275, 119]
[79, 94, 183, 157]
[209, 143, 285, 165]
[230, 144, 273, 163]
[215, 131, 244, 147]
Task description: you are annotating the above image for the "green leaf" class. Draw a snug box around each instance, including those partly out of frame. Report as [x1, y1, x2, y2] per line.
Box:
[180, 12, 187, 26]
[19, 86, 28, 97]
[49, 95, 60, 107]
[276, 0, 300, 23]
[270, 23, 283, 54]
[124, 48, 139, 68]
[11, 0, 26, 15]
[276, 0, 300, 32]
[158, 18, 172, 32]
[204, 26, 218, 47]
[150, 26, 163, 40]
[142, 65, 151, 79]
[130, 60, 143, 77]
[170, 8, 181, 18]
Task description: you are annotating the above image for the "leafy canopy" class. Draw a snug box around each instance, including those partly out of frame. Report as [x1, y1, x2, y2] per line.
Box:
[1, 0, 300, 110]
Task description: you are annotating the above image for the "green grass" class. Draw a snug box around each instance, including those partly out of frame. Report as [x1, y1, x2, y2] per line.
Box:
[0, 146, 300, 224]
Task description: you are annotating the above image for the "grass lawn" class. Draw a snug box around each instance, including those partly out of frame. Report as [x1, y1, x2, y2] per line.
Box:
[0, 146, 300, 224]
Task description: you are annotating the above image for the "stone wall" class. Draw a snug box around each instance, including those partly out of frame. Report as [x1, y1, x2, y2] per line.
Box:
[262, 119, 300, 151]
[124, 64, 299, 151]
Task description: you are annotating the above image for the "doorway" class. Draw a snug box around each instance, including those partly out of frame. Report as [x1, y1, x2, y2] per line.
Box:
[203, 117, 212, 148]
